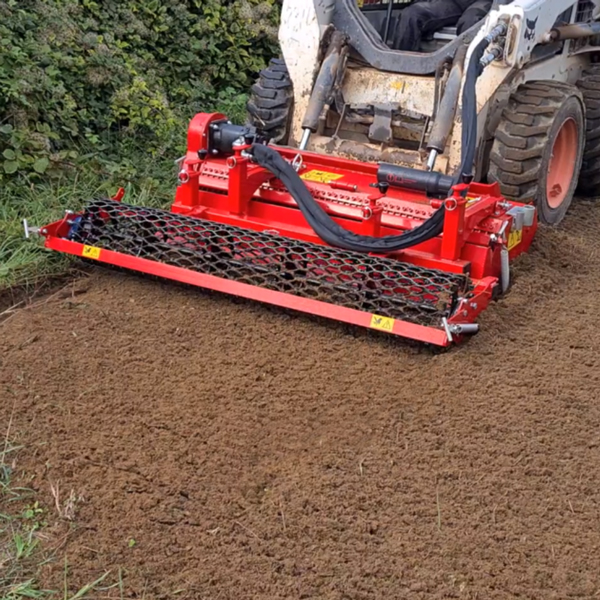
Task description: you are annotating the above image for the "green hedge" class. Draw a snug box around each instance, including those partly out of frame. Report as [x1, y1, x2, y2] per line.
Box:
[0, 0, 280, 181]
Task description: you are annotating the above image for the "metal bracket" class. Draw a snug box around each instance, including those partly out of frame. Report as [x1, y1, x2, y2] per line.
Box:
[369, 104, 395, 145]
[442, 317, 480, 343]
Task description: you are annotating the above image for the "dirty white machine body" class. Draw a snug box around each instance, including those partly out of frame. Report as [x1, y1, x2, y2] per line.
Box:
[248, 0, 600, 224]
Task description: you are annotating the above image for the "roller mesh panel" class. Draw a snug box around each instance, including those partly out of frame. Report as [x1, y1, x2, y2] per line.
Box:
[68, 199, 471, 327]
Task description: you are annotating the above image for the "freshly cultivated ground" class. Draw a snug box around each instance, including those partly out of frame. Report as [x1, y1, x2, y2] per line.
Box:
[2, 199, 600, 599]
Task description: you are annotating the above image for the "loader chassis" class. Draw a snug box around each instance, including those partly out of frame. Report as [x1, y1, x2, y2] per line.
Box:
[280, 0, 598, 177]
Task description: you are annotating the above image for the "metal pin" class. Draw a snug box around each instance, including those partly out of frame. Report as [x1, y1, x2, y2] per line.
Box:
[299, 129, 311, 151]
[23, 219, 40, 239]
[500, 246, 510, 293]
[426, 149, 438, 172]
[442, 317, 453, 343]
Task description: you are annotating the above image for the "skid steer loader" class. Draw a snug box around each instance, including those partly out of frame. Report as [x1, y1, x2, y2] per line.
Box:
[28, 0, 600, 346]
[248, 0, 600, 225]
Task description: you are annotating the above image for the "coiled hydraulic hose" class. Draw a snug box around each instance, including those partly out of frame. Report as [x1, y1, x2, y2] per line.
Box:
[250, 37, 490, 254]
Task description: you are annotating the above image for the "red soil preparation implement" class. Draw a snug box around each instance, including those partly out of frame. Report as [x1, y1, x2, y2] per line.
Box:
[31, 111, 536, 347]
[29, 29, 546, 347]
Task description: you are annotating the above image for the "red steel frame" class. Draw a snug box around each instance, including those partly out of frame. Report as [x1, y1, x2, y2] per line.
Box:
[40, 112, 538, 347]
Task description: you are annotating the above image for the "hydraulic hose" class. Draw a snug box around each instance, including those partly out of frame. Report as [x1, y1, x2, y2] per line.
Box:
[250, 37, 491, 254]
[454, 36, 491, 185]
[252, 143, 445, 253]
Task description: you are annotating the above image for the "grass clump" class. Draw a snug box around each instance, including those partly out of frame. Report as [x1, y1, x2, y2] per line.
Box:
[0, 152, 179, 294]
[0, 409, 50, 600]
[1, 411, 118, 600]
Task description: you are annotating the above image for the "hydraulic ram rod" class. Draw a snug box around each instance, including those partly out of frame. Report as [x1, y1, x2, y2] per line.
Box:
[543, 21, 600, 42]
[300, 30, 348, 150]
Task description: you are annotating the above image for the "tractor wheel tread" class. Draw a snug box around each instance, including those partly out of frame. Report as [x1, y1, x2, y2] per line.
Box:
[583, 145, 600, 161]
[585, 109, 600, 122]
[247, 57, 294, 145]
[488, 150, 523, 174]
[583, 134, 600, 151]
[578, 74, 600, 87]
[585, 125, 600, 142]
[259, 77, 293, 91]
[247, 94, 290, 111]
[578, 89, 600, 101]
[261, 69, 289, 82]
[247, 98, 289, 112]
[496, 143, 547, 162]
[250, 83, 277, 100]
[503, 111, 535, 126]
[581, 157, 600, 175]
[521, 87, 572, 100]
[488, 81, 585, 224]
[489, 163, 543, 186]
[268, 58, 288, 69]
[247, 104, 290, 122]
[512, 92, 547, 106]
[578, 160, 600, 195]
[501, 121, 552, 139]
[247, 112, 291, 132]
[511, 104, 557, 116]
[583, 98, 600, 110]
[577, 65, 600, 196]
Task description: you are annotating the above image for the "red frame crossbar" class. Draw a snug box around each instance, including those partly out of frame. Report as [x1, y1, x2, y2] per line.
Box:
[44, 234, 452, 346]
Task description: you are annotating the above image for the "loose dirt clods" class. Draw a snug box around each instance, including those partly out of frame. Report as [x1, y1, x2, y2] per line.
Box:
[1, 200, 600, 598]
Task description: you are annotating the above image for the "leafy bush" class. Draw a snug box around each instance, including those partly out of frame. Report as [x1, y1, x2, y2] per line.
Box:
[0, 0, 280, 181]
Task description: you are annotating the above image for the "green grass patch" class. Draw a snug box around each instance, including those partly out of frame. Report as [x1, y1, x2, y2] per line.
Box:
[0, 406, 50, 599]
[0, 90, 251, 296]
[0, 154, 177, 295]
[0, 408, 119, 599]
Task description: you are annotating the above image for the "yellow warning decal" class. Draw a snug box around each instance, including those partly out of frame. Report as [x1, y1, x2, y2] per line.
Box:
[370, 314, 395, 333]
[300, 170, 344, 184]
[466, 196, 481, 207]
[82, 245, 102, 260]
[507, 229, 523, 251]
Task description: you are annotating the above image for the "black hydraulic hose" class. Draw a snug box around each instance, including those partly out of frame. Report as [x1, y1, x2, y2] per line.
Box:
[249, 38, 490, 254]
[252, 143, 446, 253]
[454, 36, 490, 185]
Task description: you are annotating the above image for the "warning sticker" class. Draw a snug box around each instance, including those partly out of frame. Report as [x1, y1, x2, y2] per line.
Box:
[300, 170, 344, 184]
[82, 245, 102, 260]
[370, 314, 395, 333]
[507, 229, 523, 251]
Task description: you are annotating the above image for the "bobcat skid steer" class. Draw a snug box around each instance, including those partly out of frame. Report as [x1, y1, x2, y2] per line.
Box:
[31, 0, 600, 346]
[248, 0, 600, 225]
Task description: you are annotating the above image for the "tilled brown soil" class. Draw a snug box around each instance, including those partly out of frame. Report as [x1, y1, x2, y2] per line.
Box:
[2, 200, 600, 599]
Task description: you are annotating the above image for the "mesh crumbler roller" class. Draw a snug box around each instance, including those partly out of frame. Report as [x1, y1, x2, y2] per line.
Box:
[69, 198, 471, 328]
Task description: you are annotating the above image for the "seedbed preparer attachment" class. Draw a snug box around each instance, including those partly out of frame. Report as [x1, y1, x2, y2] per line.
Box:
[34, 109, 536, 347]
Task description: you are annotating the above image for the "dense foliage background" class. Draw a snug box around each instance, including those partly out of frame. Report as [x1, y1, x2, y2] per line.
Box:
[0, 0, 280, 181]
[0, 0, 280, 290]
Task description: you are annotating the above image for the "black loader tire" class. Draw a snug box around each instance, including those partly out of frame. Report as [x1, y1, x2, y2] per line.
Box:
[247, 57, 294, 145]
[488, 82, 585, 226]
[576, 67, 600, 197]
